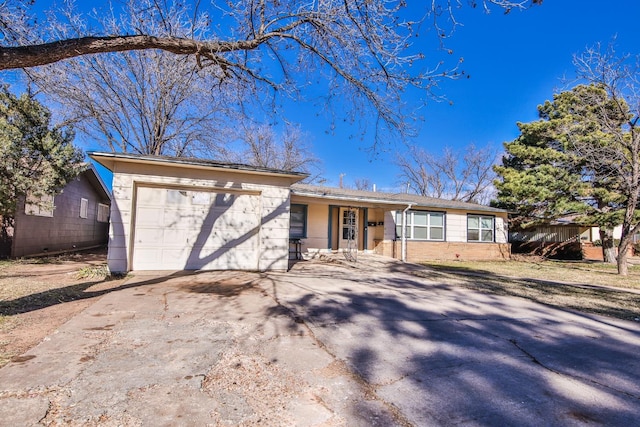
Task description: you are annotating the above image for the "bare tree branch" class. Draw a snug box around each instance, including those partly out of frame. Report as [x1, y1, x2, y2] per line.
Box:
[1, 0, 541, 144]
[223, 122, 322, 182]
[396, 143, 497, 203]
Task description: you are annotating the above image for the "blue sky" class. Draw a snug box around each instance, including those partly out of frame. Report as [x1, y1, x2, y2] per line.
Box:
[298, 0, 640, 191]
[4, 1, 639, 193]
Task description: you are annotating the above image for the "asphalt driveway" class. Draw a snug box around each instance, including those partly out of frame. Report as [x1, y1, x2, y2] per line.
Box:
[1, 255, 639, 426]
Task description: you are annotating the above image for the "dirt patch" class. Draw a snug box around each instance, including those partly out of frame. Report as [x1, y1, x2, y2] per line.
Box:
[0, 248, 127, 367]
[182, 273, 261, 297]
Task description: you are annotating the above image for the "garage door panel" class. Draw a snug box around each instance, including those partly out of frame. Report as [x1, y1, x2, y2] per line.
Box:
[163, 208, 207, 227]
[133, 187, 261, 271]
[137, 186, 165, 205]
[163, 206, 255, 227]
[163, 227, 199, 246]
[185, 249, 258, 270]
[161, 248, 191, 265]
[135, 227, 165, 245]
[136, 207, 164, 226]
[133, 248, 162, 268]
[211, 216, 259, 230]
[197, 236, 260, 251]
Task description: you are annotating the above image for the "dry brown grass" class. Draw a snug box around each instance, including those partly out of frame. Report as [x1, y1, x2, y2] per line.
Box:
[418, 257, 640, 322]
[0, 249, 126, 367]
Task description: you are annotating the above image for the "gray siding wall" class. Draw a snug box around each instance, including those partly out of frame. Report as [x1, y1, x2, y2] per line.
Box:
[12, 173, 110, 257]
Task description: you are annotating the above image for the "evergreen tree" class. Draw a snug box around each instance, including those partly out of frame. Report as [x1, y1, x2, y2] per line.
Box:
[0, 87, 84, 225]
[494, 84, 632, 265]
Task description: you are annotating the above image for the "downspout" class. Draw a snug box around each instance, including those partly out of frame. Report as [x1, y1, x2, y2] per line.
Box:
[401, 204, 413, 262]
[363, 208, 368, 251]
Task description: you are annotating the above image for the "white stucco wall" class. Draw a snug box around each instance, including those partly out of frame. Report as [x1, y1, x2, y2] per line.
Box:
[107, 161, 294, 272]
[301, 203, 330, 251]
[590, 225, 623, 241]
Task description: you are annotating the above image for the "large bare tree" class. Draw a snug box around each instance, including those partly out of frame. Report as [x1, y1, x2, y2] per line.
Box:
[1, 0, 541, 145]
[396, 143, 498, 203]
[27, 49, 232, 156]
[223, 123, 321, 181]
[22, 1, 240, 156]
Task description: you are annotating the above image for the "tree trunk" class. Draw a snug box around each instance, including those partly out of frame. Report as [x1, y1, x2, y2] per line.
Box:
[599, 229, 617, 264]
[617, 237, 630, 276]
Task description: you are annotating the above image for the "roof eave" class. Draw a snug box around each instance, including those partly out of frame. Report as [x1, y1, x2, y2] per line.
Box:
[291, 189, 507, 213]
[88, 151, 309, 182]
[84, 163, 112, 201]
[291, 189, 410, 209]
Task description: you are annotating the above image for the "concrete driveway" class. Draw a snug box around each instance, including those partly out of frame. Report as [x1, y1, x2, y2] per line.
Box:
[1, 255, 639, 426]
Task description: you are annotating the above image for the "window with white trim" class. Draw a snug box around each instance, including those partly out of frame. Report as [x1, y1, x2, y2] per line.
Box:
[395, 210, 445, 241]
[97, 203, 110, 223]
[24, 193, 54, 217]
[467, 214, 494, 242]
[80, 198, 89, 219]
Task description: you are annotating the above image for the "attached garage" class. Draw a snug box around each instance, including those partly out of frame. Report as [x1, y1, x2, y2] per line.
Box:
[89, 152, 307, 273]
[132, 186, 262, 270]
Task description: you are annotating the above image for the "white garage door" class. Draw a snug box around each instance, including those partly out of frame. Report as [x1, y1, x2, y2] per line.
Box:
[132, 186, 261, 270]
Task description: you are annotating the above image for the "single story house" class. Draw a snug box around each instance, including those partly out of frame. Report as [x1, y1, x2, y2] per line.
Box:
[0, 165, 111, 258]
[89, 152, 509, 273]
[290, 184, 509, 262]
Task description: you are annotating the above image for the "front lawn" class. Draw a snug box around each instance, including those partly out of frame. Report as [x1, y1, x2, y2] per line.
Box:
[0, 249, 125, 367]
[416, 258, 640, 322]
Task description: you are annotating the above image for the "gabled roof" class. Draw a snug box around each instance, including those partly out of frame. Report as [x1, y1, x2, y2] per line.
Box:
[291, 184, 506, 213]
[83, 163, 111, 202]
[88, 151, 309, 181]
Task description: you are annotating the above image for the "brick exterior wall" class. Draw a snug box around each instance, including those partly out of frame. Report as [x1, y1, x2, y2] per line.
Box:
[582, 244, 604, 261]
[581, 242, 633, 261]
[374, 240, 511, 261]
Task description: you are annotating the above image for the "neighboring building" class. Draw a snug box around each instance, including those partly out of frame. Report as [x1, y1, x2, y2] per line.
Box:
[89, 152, 510, 273]
[509, 221, 589, 260]
[509, 218, 638, 260]
[0, 165, 111, 258]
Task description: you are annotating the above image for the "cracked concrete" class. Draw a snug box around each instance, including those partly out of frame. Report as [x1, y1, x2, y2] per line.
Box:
[269, 254, 640, 426]
[0, 270, 400, 426]
[1, 255, 639, 426]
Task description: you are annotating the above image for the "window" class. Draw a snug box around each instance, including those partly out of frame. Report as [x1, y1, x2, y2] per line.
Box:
[80, 198, 89, 219]
[191, 192, 211, 205]
[468, 215, 494, 242]
[24, 193, 54, 217]
[166, 189, 189, 205]
[97, 203, 110, 223]
[395, 210, 445, 241]
[289, 204, 307, 239]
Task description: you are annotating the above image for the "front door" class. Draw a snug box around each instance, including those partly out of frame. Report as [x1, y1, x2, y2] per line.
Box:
[338, 207, 358, 250]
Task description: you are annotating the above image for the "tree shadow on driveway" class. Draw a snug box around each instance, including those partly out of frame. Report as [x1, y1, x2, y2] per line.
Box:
[267, 258, 640, 426]
[0, 270, 262, 316]
[411, 263, 640, 323]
